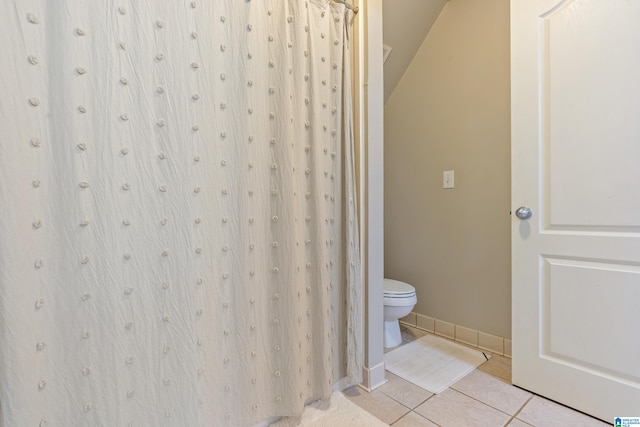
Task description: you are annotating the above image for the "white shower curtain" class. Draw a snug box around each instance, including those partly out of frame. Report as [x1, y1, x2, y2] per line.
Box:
[0, 1, 362, 426]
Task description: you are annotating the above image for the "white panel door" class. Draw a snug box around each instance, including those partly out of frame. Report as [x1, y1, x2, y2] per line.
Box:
[511, 0, 640, 421]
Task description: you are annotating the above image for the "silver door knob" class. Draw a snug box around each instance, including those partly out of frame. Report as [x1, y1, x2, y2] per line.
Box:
[515, 206, 532, 220]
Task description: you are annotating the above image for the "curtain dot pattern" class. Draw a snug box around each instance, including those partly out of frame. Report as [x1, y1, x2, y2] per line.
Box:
[0, 1, 361, 425]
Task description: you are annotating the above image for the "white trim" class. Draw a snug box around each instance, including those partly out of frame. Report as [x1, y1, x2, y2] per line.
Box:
[357, 0, 386, 391]
[359, 361, 387, 391]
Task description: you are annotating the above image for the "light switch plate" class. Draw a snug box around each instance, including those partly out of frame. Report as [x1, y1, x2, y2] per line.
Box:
[443, 170, 454, 188]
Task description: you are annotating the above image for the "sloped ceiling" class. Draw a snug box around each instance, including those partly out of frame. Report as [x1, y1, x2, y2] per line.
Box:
[383, 0, 447, 103]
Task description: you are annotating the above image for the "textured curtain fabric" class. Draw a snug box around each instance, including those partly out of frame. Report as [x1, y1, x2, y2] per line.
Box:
[0, 1, 361, 426]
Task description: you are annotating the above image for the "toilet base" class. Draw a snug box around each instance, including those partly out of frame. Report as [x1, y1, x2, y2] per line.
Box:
[384, 320, 403, 348]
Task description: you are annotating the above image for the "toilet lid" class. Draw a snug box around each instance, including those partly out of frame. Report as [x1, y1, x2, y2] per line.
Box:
[383, 278, 416, 297]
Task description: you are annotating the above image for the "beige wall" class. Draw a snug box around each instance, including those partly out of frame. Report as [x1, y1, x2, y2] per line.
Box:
[384, 0, 511, 338]
[382, 0, 446, 102]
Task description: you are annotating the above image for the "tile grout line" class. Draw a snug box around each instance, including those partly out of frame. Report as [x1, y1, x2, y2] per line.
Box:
[396, 409, 445, 427]
[449, 379, 526, 420]
[378, 387, 434, 411]
[376, 384, 433, 425]
[504, 394, 536, 426]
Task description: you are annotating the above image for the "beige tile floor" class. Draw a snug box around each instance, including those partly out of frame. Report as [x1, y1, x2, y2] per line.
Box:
[342, 326, 611, 427]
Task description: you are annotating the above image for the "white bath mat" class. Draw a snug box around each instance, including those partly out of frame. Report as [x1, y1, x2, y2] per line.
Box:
[270, 391, 388, 427]
[384, 334, 489, 394]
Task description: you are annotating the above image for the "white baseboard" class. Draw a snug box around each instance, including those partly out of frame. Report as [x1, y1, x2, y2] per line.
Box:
[359, 361, 387, 391]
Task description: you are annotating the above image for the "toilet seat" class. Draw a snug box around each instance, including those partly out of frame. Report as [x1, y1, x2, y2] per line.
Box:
[384, 290, 416, 297]
[383, 279, 417, 306]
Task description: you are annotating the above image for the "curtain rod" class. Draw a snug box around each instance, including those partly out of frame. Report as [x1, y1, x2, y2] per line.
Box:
[334, 0, 359, 14]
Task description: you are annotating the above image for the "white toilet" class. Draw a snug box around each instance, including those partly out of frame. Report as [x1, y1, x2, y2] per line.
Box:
[383, 278, 417, 348]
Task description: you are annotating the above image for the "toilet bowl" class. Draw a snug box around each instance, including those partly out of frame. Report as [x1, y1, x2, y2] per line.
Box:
[383, 278, 417, 348]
